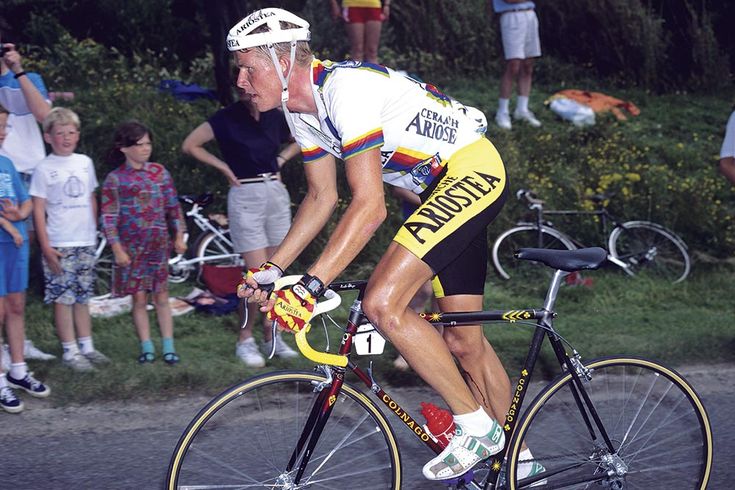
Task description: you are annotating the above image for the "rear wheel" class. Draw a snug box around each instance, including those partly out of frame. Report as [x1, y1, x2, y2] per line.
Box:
[492, 225, 576, 281]
[506, 357, 712, 489]
[608, 221, 690, 283]
[166, 370, 402, 489]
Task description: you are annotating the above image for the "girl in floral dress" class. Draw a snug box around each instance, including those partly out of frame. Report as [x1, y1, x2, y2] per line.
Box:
[101, 121, 186, 364]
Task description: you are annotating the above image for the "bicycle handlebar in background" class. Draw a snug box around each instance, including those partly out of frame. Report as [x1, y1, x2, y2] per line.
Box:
[274, 276, 347, 367]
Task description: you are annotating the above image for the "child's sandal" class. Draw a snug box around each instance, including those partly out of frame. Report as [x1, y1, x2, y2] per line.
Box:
[163, 352, 180, 365]
[138, 352, 155, 364]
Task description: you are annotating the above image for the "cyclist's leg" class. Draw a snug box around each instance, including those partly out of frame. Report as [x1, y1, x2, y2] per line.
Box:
[439, 295, 511, 425]
[363, 242, 481, 415]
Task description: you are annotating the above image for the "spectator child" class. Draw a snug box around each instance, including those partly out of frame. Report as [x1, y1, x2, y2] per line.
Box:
[0, 103, 50, 413]
[30, 107, 110, 372]
[1, 36, 57, 363]
[101, 121, 186, 365]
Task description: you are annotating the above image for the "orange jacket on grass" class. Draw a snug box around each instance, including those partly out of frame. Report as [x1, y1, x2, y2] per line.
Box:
[550, 90, 640, 121]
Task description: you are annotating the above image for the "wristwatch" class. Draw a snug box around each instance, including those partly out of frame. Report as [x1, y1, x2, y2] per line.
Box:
[299, 274, 325, 298]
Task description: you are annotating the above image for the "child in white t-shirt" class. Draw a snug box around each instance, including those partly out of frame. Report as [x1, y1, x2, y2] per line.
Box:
[30, 108, 110, 372]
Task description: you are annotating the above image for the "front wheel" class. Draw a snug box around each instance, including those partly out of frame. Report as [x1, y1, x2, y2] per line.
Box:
[506, 357, 712, 489]
[492, 225, 576, 281]
[608, 221, 691, 283]
[166, 370, 402, 489]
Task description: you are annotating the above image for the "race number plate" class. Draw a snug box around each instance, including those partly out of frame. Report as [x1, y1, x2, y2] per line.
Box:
[354, 323, 386, 356]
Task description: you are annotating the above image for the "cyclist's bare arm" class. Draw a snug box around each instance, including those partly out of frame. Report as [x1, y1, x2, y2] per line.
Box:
[181, 122, 240, 186]
[266, 153, 340, 270]
[306, 147, 387, 282]
[254, 149, 386, 307]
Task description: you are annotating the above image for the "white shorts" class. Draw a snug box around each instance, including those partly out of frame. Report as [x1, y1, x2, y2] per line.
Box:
[500, 10, 541, 60]
[227, 180, 292, 254]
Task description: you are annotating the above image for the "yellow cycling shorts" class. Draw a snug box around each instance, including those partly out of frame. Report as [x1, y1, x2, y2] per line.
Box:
[393, 137, 508, 298]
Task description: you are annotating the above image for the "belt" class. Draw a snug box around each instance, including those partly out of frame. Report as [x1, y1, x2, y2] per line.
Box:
[502, 7, 533, 14]
[237, 173, 279, 184]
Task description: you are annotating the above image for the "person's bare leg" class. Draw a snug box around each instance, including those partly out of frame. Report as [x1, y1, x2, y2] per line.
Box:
[152, 289, 174, 339]
[363, 20, 383, 63]
[4, 292, 26, 364]
[345, 22, 366, 61]
[518, 58, 534, 97]
[439, 295, 512, 423]
[131, 291, 151, 342]
[499, 58, 521, 99]
[363, 243, 480, 415]
[54, 303, 75, 344]
[72, 303, 92, 338]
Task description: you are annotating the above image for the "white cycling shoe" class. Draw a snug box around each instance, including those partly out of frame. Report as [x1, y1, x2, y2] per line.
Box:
[423, 421, 505, 480]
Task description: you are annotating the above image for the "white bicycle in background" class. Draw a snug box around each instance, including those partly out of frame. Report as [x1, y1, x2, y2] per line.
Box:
[93, 193, 243, 298]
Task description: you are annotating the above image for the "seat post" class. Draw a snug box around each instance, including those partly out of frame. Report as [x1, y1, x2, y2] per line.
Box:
[542, 269, 570, 313]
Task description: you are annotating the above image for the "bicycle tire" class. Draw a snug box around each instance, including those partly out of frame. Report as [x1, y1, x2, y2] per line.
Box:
[492, 225, 576, 281]
[608, 221, 690, 283]
[506, 356, 712, 489]
[166, 370, 402, 490]
[193, 229, 243, 276]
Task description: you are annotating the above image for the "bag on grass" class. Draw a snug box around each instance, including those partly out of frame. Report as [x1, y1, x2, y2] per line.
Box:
[200, 264, 245, 297]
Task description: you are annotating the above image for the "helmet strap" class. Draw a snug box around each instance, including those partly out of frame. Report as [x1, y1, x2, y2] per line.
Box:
[267, 41, 299, 137]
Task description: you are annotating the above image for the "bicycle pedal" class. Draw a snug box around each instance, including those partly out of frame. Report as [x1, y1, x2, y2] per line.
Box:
[440, 469, 474, 487]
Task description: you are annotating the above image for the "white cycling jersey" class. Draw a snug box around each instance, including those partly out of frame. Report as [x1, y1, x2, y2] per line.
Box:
[291, 59, 487, 194]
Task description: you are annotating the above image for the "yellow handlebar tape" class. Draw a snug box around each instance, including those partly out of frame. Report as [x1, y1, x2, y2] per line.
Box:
[295, 324, 348, 367]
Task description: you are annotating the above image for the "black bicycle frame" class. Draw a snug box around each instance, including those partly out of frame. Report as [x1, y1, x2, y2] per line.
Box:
[285, 279, 618, 489]
[530, 202, 623, 249]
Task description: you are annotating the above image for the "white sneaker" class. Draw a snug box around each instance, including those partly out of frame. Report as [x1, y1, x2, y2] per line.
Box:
[260, 334, 298, 359]
[1, 345, 9, 371]
[62, 352, 95, 372]
[24, 340, 57, 360]
[495, 111, 512, 130]
[236, 338, 266, 367]
[513, 109, 542, 127]
[422, 421, 505, 480]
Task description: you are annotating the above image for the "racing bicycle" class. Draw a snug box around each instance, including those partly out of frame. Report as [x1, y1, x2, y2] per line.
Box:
[492, 189, 691, 284]
[166, 247, 712, 489]
[93, 192, 242, 297]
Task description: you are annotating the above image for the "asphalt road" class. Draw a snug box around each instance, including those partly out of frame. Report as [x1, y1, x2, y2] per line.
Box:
[1, 364, 733, 489]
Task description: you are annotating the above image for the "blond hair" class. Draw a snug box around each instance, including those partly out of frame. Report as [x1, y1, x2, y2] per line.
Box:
[43, 107, 81, 133]
[247, 21, 313, 67]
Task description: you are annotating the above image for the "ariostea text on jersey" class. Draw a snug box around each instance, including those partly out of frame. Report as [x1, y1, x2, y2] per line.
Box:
[405, 109, 460, 144]
[402, 172, 502, 244]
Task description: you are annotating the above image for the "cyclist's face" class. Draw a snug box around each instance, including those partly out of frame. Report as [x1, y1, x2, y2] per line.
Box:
[233, 50, 281, 111]
[120, 133, 152, 167]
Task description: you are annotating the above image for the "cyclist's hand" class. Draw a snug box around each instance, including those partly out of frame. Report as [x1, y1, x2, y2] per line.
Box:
[267, 282, 317, 333]
[237, 261, 283, 300]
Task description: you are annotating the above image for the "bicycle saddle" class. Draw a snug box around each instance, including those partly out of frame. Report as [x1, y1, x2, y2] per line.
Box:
[515, 247, 607, 271]
[179, 193, 214, 206]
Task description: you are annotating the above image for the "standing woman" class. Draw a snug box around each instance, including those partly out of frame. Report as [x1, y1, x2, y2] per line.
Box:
[182, 88, 300, 368]
[101, 121, 187, 365]
[329, 0, 391, 63]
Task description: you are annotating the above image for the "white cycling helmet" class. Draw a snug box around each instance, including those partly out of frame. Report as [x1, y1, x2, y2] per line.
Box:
[226, 8, 310, 51]
[227, 8, 311, 133]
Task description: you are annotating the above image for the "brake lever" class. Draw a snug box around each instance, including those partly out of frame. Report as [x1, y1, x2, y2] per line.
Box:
[267, 320, 278, 360]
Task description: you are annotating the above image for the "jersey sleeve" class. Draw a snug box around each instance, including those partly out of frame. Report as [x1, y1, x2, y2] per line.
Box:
[323, 68, 388, 160]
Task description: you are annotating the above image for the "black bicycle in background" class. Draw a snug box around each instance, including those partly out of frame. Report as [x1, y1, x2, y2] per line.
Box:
[166, 247, 711, 490]
[492, 189, 691, 283]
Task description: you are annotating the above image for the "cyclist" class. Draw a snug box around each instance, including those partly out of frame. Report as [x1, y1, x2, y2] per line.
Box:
[232, 8, 514, 480]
